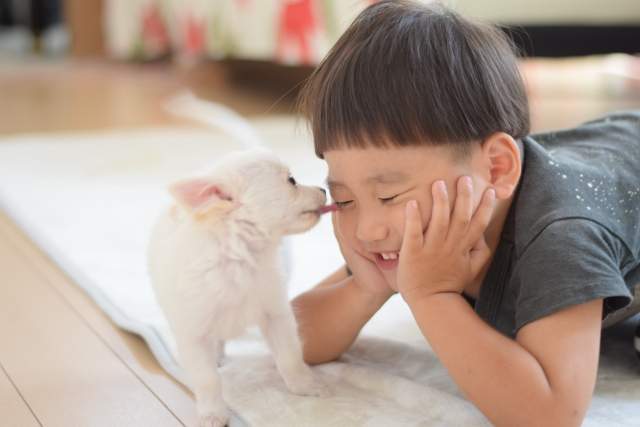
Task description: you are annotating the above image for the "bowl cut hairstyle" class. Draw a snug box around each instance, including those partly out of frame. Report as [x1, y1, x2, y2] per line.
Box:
[297, 0, 530, 160]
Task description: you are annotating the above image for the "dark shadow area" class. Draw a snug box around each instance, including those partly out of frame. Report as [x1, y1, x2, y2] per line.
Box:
[503, 25, 640, 57]
[600, 313, 640, 374]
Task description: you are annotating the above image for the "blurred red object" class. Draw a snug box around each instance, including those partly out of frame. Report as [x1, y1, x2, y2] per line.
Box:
[141, 4, 170, 57]
[184, 15, 206, 56]
[276, 0, 322, 65]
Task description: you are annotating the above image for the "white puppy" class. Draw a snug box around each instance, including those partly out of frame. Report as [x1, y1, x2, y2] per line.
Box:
[148, 148, 331, 427]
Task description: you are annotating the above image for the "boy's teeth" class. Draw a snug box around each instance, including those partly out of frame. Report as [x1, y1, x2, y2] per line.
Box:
[388, 253, 398, 260]
[380, 252, 398, 260]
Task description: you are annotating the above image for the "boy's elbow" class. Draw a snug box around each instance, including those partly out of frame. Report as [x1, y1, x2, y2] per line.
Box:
[492, 396, 588, 427]
[304, 356, 329, 366]
[302, 347, 340, 366]
[533, 410, 585, 427]
[492, 410, 585, 427]
[546, 401, 588, 427]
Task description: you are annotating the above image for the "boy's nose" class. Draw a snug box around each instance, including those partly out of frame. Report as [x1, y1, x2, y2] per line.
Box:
[356, 212, 388, 243]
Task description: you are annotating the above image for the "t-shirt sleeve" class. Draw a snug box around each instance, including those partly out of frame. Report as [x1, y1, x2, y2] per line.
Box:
[511, 218, 633, 332]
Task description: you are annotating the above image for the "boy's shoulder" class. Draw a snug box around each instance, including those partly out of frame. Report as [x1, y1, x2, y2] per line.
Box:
[476, 112, 640, 336]
[513, 110, 640, 256]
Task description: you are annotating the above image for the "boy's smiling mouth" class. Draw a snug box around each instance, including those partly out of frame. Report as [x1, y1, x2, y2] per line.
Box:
[374, 251, 400, 270]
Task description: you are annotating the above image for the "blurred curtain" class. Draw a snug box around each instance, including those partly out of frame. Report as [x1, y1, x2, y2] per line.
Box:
[104, 0, 381, 65]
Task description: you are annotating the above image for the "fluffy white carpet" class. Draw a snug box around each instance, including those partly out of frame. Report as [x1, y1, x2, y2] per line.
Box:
[0, 110, 639, 426]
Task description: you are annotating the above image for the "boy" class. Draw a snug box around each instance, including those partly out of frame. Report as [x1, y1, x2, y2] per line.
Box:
[291, 1, 640, 426]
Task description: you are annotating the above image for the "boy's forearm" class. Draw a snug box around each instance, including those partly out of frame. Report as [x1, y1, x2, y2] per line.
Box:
[408, 293, 593, 427]
[292, 274, 391, 365]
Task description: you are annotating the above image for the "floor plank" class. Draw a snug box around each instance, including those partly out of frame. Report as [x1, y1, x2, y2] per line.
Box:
[0, 362, 42, 427]
[0, 219, 185, 427]
[0, 59, 304, 136]
[0, 208, 199, 427]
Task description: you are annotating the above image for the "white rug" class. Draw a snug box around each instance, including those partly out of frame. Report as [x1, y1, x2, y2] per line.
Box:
[0, 111, 639, 426]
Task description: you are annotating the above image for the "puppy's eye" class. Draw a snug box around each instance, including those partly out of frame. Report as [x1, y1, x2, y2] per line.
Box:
[288, 175, 297, 186]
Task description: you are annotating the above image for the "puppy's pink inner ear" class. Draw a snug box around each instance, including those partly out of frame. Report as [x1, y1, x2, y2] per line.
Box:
[171, 179, 231, 210]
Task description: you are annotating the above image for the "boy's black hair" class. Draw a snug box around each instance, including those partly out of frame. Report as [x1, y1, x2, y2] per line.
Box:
[296, 0, 530, 159]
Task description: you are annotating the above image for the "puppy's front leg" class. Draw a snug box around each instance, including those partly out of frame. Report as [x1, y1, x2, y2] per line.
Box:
[259, 310, 330, 397]
[177, 336, 229, 427]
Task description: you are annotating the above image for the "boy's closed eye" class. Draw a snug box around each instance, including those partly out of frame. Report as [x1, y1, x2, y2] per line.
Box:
[333, 200, 351, 210]
[333, 195, 400, 210]
[379, 195, 398, 205]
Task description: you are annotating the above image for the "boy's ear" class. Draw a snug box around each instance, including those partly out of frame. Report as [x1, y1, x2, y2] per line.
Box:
[169, 177, 234, 215]
[480, 132, 521, 200]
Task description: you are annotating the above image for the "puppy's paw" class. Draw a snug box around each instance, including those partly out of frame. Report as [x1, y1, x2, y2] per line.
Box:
[199, 412, 228, 427]
[284, 369, 331, 398]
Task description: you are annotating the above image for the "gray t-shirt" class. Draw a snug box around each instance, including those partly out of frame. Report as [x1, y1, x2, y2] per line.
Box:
[475, 111, 640, 339]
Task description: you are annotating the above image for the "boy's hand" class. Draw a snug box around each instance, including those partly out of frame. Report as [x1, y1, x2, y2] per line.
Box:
[331, 211, 395, 296]
[397, 177, 495, 305]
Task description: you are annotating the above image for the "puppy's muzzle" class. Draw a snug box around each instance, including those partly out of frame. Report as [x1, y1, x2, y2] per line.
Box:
[301, 187, 328, 215]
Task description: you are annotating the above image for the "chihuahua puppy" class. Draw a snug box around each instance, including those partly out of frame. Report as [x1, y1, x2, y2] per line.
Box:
[148, 148, 331, 427]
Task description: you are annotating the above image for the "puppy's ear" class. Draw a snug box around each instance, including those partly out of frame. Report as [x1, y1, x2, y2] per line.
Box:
[169, 178, 234, 215]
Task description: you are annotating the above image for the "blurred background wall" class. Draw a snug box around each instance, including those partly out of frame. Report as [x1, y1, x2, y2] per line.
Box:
[0, 0, 638, 61]
[456, 0, 640, 24]
[101, 0, 640, 63]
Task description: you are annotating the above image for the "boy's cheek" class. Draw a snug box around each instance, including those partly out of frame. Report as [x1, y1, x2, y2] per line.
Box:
[336, 213, 373, 258]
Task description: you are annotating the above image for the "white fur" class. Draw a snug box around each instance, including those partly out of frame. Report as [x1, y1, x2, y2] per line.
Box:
[148, 148, 329, 427]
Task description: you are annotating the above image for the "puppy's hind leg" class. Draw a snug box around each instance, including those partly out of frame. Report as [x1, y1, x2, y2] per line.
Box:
[177, 336, 229, 427]
[259, 311, 330, 397]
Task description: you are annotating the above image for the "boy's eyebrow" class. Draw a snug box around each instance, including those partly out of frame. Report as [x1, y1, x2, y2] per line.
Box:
[364, 171, 410, 185]
[325, 171, 410, 191]
[325, 177, 344, 191]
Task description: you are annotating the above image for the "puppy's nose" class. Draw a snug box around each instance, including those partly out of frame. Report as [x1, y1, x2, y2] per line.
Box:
[317, 187, 326, 195]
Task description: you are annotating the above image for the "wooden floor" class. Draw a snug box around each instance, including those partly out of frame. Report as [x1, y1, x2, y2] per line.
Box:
[0, 55, 638, 427]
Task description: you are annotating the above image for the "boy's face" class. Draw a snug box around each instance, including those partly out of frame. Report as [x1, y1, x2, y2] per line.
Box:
[325, 145, 487, 290]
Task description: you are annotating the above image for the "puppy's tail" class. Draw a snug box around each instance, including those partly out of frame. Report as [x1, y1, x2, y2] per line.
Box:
[163, 91, 263, 149]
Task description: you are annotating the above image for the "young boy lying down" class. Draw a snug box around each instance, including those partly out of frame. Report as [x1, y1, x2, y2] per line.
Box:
[291, 1, 640, 426]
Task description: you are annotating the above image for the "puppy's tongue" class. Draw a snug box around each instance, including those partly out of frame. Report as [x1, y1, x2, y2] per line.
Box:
[320, 205, 339, 214]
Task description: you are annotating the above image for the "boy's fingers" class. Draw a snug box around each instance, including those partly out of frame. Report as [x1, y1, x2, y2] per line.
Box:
[469, 234, 492, 273]
[448, 176, 473, 243]
[463, 188, 496, 248]
[425, 180, 449, 246]
[401, 200, 424, 254]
